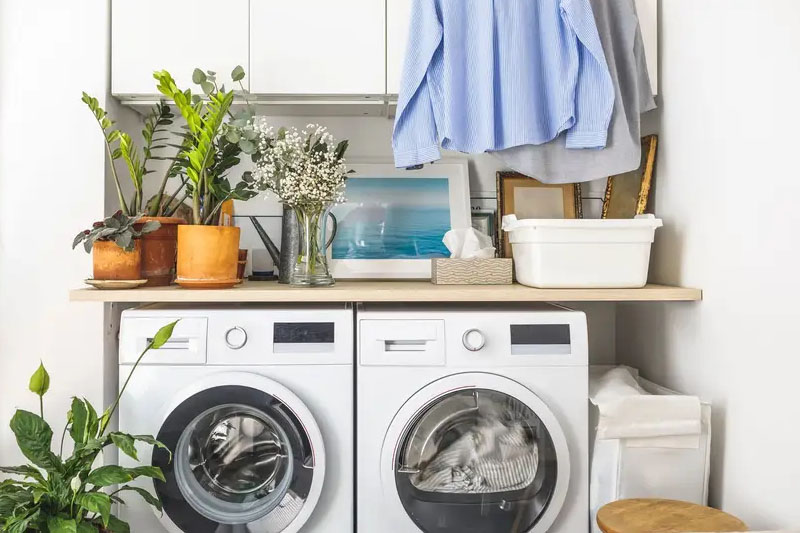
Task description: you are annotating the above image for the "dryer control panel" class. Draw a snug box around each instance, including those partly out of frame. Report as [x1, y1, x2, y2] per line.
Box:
[358, 304, 588, 367]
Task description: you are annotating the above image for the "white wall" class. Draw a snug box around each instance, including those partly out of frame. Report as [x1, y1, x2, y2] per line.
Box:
[616, 1, 800, 529]
[0, 1, 107, 462]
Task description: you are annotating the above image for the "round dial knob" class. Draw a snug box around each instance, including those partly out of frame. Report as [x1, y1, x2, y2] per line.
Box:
[225, 326, 248, 350]
[462, 329, 486, 352]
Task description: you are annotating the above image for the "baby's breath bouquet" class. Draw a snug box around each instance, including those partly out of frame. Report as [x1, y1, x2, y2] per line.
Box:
[252, 120, 350, 286]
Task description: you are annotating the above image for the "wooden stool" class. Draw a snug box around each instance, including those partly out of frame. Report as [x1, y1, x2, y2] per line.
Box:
[597, 499, 748, 533]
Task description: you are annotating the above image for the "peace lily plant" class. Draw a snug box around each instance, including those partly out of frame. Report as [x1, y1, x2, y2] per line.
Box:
[0, 321, 179, 533]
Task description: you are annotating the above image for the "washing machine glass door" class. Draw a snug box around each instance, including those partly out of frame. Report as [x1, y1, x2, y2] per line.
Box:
[383, 373, 571, 533]
[153, 373, 325, 533]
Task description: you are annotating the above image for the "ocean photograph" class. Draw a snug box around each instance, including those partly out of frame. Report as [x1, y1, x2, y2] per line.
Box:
[332, 177, 451, 260]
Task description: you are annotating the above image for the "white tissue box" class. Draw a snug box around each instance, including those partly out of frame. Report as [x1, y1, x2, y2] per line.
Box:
[431, 258, 513, 285]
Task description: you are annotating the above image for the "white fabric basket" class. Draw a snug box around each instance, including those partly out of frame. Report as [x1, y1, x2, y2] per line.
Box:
[590, 373, 712, 533]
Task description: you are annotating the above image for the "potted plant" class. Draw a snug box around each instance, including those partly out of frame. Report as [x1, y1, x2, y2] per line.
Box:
[0, 321, 178, 532]
[153, 66, 260, 289]
[73, 211, 160, 281]
[81, 94, 187, 286]
[251, 121, 350, 286]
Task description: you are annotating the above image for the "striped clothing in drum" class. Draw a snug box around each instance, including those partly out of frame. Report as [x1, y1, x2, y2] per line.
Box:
[393, 0, 615, 168]
[412, 419, 540, 493]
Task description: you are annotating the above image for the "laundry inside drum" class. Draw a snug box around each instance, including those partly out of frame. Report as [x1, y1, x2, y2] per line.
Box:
[175, 404, 295, 524]
[395, 389, 558, 533]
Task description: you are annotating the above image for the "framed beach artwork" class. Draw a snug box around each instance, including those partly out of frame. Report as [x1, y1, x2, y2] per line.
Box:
[330, 161, 471, 279]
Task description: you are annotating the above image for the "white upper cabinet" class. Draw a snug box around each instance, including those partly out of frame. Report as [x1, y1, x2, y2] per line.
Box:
[250, 0, 386, 95]
[387, 0, 659, 97]
[387, 0, 412, 95]
[112, 0, 249, 96]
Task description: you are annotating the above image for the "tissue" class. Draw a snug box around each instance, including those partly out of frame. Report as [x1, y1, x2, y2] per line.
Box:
[442, 228, 496, 259]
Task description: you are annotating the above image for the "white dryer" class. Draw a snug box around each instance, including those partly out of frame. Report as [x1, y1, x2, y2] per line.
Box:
[118, 304, 353, 533]
[357, 304, 589, 533]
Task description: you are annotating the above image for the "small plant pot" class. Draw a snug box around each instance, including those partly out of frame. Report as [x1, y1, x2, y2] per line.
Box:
[92, 240, 142, 281]
[176, 225, 241, 289]
[135, 216, 184, 286]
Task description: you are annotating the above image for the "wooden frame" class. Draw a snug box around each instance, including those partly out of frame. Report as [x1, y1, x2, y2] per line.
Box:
[602, 135, 658, 219]
[496, 171, 583, 258]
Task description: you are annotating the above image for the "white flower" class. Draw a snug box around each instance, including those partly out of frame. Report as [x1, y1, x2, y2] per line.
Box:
[252, 120, 348, 208]
[71, 474, 81, 493]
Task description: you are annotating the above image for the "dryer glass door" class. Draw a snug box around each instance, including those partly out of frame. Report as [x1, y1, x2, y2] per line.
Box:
[386, 375, 570, 533]
[153, 381, 323, 533]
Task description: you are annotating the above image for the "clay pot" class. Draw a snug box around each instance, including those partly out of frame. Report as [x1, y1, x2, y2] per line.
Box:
[135, 216, 184, 286]
[176, 225, 241, 289]
[93, 240, 142, 280]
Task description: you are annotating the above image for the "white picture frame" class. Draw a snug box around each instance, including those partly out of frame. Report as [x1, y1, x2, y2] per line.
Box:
[330, 160, 471, 279]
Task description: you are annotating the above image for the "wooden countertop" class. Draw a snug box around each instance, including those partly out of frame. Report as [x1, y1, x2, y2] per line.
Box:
[69, 281, 702, 303]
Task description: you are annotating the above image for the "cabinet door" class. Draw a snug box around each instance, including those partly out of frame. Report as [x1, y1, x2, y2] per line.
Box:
[635, 0, 658, 94]
[112, 0, 249, 95]
[250, 0, 385, 95]
[387, 0, 412, 95]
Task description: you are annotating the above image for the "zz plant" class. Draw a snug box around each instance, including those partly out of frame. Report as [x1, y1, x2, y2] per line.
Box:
[81, 95, 182, 218]
[0, 321, 179, 533]
[153, 66, 259, 225]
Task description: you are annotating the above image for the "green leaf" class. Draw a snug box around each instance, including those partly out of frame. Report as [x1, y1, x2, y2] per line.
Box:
[69, 397, 89, 445]
[87, 465, 133, 487]
[231, 65, 245, 82]
[114, 486, 162, 512]
[132, 434, 172, 461]
[0, 487, 32, 515]
[239, 139, 255, 154]
[0, 465, 46, 485]
[200, 81, 214, 95]
[28, 362, 50, 397]
[47, 516, 78, 533]
[105, 515, 131, 533]
[191, 68, 206, 84]
[139, 220, 161, 234]
[114, 232, 133, 251]
[77, 522, 100, 533]
[77, 492, 111, 527]
[9, 410, 61, 471]
[128, 465, 166, 482]
[151, 320, 179, 349]
[109, 433, 138, 461]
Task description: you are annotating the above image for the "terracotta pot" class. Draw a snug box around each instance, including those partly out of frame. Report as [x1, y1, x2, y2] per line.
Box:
[135, 216, 184, 286]
[176, 225, 241, 289]
[92, 240, 142, 280]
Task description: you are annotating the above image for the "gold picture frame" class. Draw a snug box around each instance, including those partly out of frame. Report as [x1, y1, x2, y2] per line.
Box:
[496, 171, 583, 258]
[602, 135, 658, 219]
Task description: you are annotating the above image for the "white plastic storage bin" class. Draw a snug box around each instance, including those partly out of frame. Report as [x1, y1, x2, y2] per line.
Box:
[503, 215, 663, 288]
[589, 374, 712, 533]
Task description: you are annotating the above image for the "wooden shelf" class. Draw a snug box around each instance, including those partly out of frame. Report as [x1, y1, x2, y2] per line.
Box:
[69, 281, 701, 303]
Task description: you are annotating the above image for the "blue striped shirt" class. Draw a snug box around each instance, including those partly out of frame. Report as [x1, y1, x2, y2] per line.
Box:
[393, 0, 615, 168]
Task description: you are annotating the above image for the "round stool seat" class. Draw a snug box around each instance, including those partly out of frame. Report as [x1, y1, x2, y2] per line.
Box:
[597, 499, 748, 533]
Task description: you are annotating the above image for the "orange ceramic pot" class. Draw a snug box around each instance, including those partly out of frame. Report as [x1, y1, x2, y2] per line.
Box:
[93, 240, 142, 280]
[135, 216, 184, 286]
[176, 225, 241, 289]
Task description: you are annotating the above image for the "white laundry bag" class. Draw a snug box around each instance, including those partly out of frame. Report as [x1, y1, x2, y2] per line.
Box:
[589, 366, 712, 533]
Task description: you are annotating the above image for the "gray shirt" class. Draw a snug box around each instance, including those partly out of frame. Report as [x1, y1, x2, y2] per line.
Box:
[491, 0, 656, 183]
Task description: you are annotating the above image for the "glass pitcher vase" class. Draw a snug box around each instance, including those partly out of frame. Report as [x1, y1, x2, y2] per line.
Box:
[290, 204, 338, 287]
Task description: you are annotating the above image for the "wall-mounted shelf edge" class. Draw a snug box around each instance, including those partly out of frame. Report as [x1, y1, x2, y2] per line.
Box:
[69, 281, 702, 304]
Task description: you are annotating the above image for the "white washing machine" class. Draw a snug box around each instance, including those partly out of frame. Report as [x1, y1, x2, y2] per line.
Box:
[118, 304, 353, 533]
[357, 304, 589, 533]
